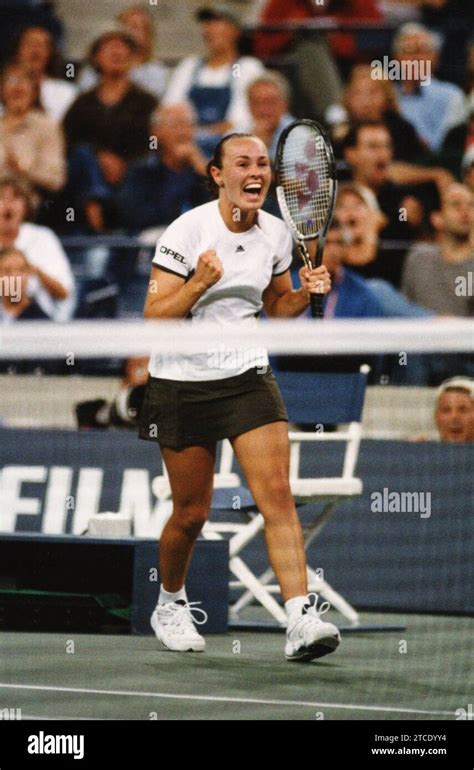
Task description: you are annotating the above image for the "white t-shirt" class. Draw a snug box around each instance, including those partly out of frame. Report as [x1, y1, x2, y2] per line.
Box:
[41, 78, 78, 123]
[15, 223, 75, 321]
[163, 55, 264, 131]
[149, 200, 293, 381]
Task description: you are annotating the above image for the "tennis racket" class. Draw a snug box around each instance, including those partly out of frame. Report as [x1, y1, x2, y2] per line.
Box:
[275, 119, 337, 319]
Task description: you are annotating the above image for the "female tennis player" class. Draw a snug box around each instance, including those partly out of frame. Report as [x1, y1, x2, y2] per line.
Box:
[140, 132, 341, 661]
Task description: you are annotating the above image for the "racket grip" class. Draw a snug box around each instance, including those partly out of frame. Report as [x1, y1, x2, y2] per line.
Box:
[310, 293, 324, 319]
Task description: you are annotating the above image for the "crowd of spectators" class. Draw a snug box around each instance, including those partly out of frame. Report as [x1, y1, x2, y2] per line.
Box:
[0, 0, 472, 386]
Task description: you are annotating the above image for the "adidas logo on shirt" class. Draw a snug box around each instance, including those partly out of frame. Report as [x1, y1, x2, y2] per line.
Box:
[236, 245, 245, 252]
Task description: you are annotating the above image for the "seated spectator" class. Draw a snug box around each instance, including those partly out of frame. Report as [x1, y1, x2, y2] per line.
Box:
[0, 63, 66, 197]
[276, 219, 384, 379]
[402, 183, 474, 315]
[318, 216, 432, 320]
[335, 183, 386, 270]
[78, 6, 169, 101]
[247, 72, 295, 161]
[332, 68, 455, 196]
[439, 41, 474, 175]
[0, 177, 74, 320]
[11, 25, 77, 122]
[380, 4, 473, 111]
[440, 107, 474, 178]
[319, 219, 384, 319]
[343, 121, 441, 285]
[0, 247, 50, 323]
[334, 183, 432, 317]
[334, 179, 436, 385]
[63, 27, 157, 232]
[163, 5, 264, 157]
[434, 377, 474, 442]
[367, 277, 435, 319]
[392, 23, 466, 152]
[419, 1, 474, 89]
[0, 2, 64, 68]
[117, 103, 208, 233]
[327, 64, 428, 163]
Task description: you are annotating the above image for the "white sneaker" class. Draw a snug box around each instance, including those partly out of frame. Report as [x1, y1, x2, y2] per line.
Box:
[285, 594, 341, 662]
[150, 600, 208, 652]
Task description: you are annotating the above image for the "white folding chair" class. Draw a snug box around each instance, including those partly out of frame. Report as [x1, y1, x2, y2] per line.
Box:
[202, 366, 370, 627]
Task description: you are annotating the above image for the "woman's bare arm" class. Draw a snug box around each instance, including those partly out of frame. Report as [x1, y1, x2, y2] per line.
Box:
[144, 252, 223, 319]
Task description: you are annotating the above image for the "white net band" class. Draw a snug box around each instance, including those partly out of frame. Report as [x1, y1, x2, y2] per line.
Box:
[0, 319, 472, 358]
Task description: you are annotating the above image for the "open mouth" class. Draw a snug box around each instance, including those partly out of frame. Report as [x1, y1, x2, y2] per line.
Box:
[242, 182, 263, 198]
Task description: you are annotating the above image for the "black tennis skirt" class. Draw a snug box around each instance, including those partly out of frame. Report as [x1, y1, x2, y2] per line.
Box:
[138, 365, 288, 449]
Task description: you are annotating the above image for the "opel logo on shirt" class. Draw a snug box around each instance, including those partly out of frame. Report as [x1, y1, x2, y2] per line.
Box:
[160, 245, 186, 264]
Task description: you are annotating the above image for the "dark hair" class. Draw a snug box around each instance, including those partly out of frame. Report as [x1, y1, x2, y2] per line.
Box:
[89, 30, 139, 64]
[206, 132, 255, 196]
[343, 120, 390, 151]
[11, 25, 63, 79]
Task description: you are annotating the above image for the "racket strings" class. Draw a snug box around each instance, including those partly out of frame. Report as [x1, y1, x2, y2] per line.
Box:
[278, 130, 333, 237]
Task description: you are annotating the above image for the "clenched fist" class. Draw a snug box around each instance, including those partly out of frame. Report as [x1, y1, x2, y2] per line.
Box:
[299, 265, 331, 296]
[194, 250, 224, 290]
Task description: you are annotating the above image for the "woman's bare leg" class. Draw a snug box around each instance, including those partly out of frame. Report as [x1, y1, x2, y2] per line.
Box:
[230, 422, 307, 602]
[159, 443, 216, 592]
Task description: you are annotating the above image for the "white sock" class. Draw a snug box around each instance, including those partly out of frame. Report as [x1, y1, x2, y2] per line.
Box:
[158, 586, 187, 605]
[285, 595, 307, 620]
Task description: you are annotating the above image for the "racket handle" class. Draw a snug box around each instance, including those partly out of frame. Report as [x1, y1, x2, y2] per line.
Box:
[310, 293, 324, 319]
[310, 236, 325, 319]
